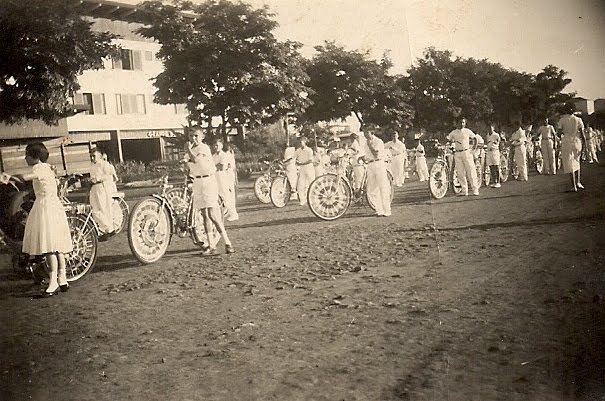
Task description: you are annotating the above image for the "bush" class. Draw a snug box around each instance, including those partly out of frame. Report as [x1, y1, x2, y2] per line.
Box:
[114, 161, 163, 184]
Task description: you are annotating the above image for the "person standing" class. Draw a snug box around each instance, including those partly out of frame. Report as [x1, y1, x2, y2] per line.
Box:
[414, 136, 429, 182]
[585, 124, 599, 164]
[16, 143, 73, 296]
[313, 145, 327, 177]
[185, 127, 234, 255]
[537, 118, 557, 175]
[283, 143, 298, 200]
[349, 132, 367, 192]
[89, 147, 115, 240]
[510, 124, 529, 181]
[213, 139, 239, 222]
[295, 137, 316, 206]
[557, 105, 585, 191]
[446, 117, 480, 196]
[362, 125, 392, 216]
[485, 124, 502, 188]
[385, 131, 406, 186]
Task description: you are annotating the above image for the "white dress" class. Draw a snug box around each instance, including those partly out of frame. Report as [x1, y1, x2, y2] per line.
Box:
[22, 163, 73, 255]
[89, 160, 115, 233]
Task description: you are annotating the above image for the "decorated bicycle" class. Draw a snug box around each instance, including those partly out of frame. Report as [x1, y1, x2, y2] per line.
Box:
[306, 137, 394, 221]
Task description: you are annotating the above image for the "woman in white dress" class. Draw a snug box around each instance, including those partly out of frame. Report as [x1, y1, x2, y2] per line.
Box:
[89, 147, 115, 239]
[415, 138, 429, 182]
[17, 143, 73, 296]
[557, 106, 585, 191]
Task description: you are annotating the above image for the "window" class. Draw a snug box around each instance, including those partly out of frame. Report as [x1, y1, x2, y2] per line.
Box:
[112, 49, 143, 71]
[73, 93, 106, 115]
[116, 94, 146, 115]
[144, 51, 153, 61]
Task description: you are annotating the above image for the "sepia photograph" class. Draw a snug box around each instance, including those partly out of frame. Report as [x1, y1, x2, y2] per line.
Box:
[0, 0, 604, 400]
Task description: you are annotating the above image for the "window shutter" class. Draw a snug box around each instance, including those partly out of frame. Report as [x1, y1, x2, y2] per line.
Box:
[144, 51, 153, 61]
[116, 94, 123, 115]
[133, 50, 143, 70]
[136, 95, 146, 114]
[73, 93, 84, 105]
[92, 94, 106, 115]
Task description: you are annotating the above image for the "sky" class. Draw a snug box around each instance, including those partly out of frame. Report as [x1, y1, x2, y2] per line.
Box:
[242, 0, 605, 100]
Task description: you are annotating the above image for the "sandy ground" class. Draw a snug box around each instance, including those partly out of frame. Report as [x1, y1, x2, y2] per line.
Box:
[1, 159, 604, 401]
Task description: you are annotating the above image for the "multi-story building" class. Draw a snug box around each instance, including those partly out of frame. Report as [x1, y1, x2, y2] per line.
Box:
[65, 0, 189, 163]
[573, 97, 594, 115]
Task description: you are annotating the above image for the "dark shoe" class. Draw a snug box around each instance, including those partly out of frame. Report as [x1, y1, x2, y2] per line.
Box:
[59, 284, 70, 293]
[225, 244, 235, 254]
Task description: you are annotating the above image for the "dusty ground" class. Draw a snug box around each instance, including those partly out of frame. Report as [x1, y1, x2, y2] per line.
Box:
[1, 160, 604, 401]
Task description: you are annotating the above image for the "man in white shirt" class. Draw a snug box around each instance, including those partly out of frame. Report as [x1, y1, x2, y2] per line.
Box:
[446, 117, 479, 196]
[362, 125, 392, 216]
[558, 105, 585, 191]
[537, 118, 557, 175]
[295, 137, 316, 206]
[510, 124, 529, 181]
[385, 131, 406, 186]
[186, 127, 234, 255]
[283, 143, 298, 200]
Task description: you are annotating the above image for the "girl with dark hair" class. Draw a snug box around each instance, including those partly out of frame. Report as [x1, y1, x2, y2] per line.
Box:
[16, 142, 73, 296]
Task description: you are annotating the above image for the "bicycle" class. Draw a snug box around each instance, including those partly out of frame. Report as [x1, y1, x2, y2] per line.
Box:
[269, 161, 293, 208]
[307, 152, 393, 221]
[254, 160, 285, 204]
[127, 173, 223, 264]
[428, 143, 463, 199]
[528, 137, 544, 174]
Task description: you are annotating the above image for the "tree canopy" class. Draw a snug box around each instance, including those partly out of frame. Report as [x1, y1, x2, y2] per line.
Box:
[0, 0, 117, 125]
[303, 41, 414, 130]
[138, 0, 310, 139]
[405, 47, 574, 135]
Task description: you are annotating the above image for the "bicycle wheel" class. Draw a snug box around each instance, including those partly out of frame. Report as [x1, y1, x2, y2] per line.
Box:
[65, 214, 98, 282]
[111, 197, 129, 234]
[535, 150, 544, 174]
[483, 162, 491, 186]
[270, 175, 291, 208]
[451, 169, 463, 194]
[128, 198, 171, 264]
[254, 174, 272, 204]
[429, 162, 448, 199]
[307, 174, 351, 220]
[509, 152, 519, 180]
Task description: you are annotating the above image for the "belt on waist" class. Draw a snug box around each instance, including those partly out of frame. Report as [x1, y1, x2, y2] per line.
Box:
[453, 149, 468, 153]
[368, 159, 382, 163]
[194, 175, 211, 179]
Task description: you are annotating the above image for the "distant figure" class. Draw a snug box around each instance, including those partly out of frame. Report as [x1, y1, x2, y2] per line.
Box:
[213, 138, 239, 222]
[510, 124, 529, 181]
[349, 132, 367, 192]
[414, 137, 429, 182]
[585, 124, 599, 164]
[362, 125, 392, 217]
[295, 137, 316, 206]
[537, 118, 557, 175]
[102, 153, 119, 195]
[283, 143, 298, 200]
[485, 124, 502, 188]
[89, 147, 116, 239]
[557, 104, 585, 192]
[446, 117, 480, 196]
[313, 146, 328, 177]
[385, 131, 406, 186]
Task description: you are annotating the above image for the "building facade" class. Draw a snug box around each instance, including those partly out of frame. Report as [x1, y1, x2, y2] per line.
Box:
[573, 97, 594, 115]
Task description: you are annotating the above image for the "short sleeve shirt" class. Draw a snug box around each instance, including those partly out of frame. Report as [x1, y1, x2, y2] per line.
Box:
[366, 135, 387, 160]
[295, 146, 314, 164]
[538, 125, 556, 141]
[486, 133, 501, 151]
[446, 128, 476, 151]
[558, 115, 584, 141]
[187, 142, 216, 176]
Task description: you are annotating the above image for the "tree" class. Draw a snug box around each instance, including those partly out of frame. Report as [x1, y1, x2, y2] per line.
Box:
[304, 41, 414, 130]
[138, 0, 311, 141]
[0, 0, 117, 125]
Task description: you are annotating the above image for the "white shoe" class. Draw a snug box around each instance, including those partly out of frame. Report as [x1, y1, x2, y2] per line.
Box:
[493, 183, 501, 188]
[577, 183, 585, 189]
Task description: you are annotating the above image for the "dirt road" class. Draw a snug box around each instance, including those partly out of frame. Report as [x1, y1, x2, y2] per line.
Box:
[1, 162, 604, 401]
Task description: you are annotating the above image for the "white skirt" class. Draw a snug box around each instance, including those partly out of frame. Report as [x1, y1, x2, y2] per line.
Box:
[561, 137, 582, 174]
[486, 150, 500, 166]
[22, 196, 73, 255]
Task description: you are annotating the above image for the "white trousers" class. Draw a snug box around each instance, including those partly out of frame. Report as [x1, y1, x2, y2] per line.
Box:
[367, 160, 391, 216]
[285, 165, 298, 193]
[297, 164, 315, 205]
[514, 145, 528, 180]
[216, 170, 238, 221]
[416, 156, 429, 181]
[390, 155, 405, 186]
[541, 140, 556, 174]
[453, 151, 478, 194]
